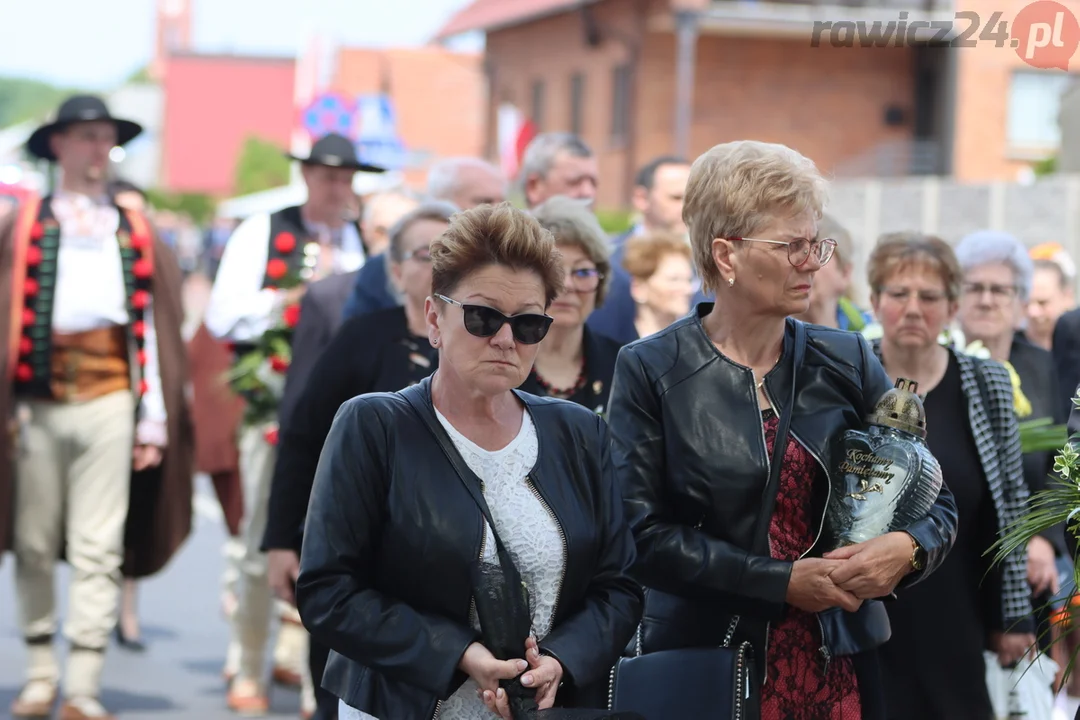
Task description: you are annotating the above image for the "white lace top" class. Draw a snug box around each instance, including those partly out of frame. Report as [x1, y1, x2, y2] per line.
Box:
[340, 406, 565, 720]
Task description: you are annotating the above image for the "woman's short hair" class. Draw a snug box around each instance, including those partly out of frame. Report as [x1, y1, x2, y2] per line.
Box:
[954, 230, 1034, 301]
[530, 195, 612, 306]
[621, 231, 692, 281]
[388, 200, 458, 263]
[682, 141, 828, 294]
[431, 202, 565, 307]
[867, 232, 963, 301]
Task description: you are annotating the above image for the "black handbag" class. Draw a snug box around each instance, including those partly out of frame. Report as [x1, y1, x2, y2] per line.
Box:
[607, 321, 806, 720]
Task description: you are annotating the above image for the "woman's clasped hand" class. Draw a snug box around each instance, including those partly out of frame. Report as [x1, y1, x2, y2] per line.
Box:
[462, 636, 564, 719]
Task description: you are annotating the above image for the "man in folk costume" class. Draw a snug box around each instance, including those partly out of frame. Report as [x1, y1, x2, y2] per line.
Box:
[205, 133, 383, 715]
[0, 95, 193, 720]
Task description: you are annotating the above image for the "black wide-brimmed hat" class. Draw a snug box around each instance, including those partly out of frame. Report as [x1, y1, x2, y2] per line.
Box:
[287, 133, 386, 173]
[27, 94, 143, 161]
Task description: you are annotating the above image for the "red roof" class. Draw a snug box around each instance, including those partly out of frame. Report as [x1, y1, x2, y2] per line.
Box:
[434, 0, 593, 39]
[162, 53, 296, 196]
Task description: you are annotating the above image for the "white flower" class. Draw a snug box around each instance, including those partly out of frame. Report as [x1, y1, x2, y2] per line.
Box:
[255, 358, 286, 398]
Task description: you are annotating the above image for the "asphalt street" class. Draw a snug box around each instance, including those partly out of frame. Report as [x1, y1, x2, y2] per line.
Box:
[0, 475, 303, 720]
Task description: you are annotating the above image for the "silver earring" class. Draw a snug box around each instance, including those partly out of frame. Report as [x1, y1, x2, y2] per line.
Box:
[728, 277, 735, 287]
[432, 337, 439, 346]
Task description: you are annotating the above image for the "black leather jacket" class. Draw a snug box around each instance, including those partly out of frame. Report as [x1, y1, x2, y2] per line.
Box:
[606, 307, 958, 673]
[296, 376, 642, 718]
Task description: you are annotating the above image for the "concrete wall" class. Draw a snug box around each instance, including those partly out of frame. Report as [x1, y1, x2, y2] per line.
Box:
[828, 174, 1080, 305]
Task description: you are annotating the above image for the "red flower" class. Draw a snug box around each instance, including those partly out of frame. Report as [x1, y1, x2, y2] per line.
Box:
[266, 258, 288, 280]
[133, 320, 146, 339]
[26, 245, 42, 266]
[139, 380, 149, 395]
[130, 232, 150, 250]
[132, 290, 150, 310]
[274, 232, 296, 254]
[270, 355, 289, 373]
[264, 427, 279, 446]
[23, 278, 38, 297]
[19, 336, 32, 356]
[133, 259, 153, 279]
[282, 304, 301, 328]
[137, 350, 147, 366]
[15, 363, 32, 382]
[22, 308, 34, 327]
[30, 222, 43, 241]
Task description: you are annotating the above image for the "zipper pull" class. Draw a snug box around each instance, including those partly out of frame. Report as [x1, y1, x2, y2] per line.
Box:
[819, 645, 831, 675]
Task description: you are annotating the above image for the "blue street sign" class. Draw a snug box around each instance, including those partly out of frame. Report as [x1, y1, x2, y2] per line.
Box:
[353, 94, 408, 170]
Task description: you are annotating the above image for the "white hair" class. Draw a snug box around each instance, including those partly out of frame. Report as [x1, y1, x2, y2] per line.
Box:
[955, 230, 1035, 301]
[519, 133, 593, 184]
[425, 157, 503, 205]
[361, 188, 422, 226]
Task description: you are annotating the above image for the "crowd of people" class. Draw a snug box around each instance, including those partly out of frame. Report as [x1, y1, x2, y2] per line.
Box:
[1, 92, 1080, 720]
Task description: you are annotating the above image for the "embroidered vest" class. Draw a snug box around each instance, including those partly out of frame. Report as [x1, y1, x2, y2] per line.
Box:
[11, 196, 154, 400]
[263, 205, 366, 289]
[230, 206, 364, 356]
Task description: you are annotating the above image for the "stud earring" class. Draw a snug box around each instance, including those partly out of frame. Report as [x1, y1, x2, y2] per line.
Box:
[432, 337, 439, 346]
[728, 277, 735, 287]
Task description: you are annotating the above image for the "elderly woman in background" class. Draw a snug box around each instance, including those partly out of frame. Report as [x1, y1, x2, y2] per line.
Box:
[794, 213, 874, 332]
[296, 202, 642, 719]
[607, 140, 958, 719]
[955, 231, 1068, 584]
[621, 231, 696, 339]
[865, 232, 1033, 720]
[524, 196, 624, 415]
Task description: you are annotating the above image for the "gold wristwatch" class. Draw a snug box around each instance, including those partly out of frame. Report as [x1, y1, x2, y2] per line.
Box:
[907, 533, 925, 571]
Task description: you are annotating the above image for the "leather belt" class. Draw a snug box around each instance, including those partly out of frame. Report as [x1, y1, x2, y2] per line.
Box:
[50, 326, 131, 403]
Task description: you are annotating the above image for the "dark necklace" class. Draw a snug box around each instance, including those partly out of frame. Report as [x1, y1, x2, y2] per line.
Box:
[534, 361, 587, 399]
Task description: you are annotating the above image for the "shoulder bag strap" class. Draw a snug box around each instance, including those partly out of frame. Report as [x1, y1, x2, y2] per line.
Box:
[725, 321, 807, 648]
[751, 320, 807, 554]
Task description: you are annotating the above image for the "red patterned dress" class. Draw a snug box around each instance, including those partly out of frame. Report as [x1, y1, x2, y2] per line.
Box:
[759, 409, 862, 720]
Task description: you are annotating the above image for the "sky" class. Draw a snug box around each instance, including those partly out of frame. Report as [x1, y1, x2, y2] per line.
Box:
[0, 0, 479, 89]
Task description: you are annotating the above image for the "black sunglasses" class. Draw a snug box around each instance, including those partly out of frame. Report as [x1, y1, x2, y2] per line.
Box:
[435, 294, 553, 345]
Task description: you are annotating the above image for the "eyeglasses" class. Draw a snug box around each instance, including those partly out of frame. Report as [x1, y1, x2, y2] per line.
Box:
[963, 282, 1018, 301]
[400, 247, 432, 262]
[434, 294, 553, 345]
[566, 266, 603, 292]
[729, 236, 837, 268]
[879, 287, 949, 305]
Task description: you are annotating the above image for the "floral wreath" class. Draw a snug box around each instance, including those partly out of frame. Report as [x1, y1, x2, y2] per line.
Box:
[224, 232, 304, 439]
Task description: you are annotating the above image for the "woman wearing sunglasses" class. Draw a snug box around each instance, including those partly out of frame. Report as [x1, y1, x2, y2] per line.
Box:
[606, 140, 958, 719]
[296, 202, 642, 720]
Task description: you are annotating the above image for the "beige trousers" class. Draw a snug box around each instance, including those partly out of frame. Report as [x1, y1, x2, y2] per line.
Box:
[229, 423, 310, 686]
[13, 390, 135, 697]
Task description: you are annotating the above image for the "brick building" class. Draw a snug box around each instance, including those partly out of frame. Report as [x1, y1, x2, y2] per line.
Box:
[437, 0, 956, 209]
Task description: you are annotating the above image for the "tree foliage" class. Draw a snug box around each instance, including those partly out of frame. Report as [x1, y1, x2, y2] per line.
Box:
[144, 188, 216, 226]
[234, 135, 291, 196]
[0, 76, 81, 128]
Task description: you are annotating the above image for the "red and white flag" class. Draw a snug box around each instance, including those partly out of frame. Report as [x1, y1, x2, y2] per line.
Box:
[497, 103, 537, 180]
